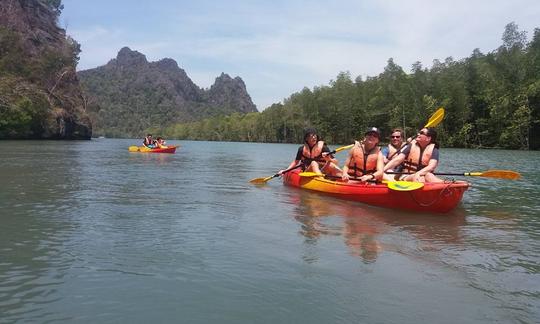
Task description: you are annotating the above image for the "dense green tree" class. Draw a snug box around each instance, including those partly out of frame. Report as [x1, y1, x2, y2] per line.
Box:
[153, 23, 539, 150]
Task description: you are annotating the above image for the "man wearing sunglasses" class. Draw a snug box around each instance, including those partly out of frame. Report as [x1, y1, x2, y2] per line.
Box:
[383, 127, 443, 183]
[382, 128, 406, 167]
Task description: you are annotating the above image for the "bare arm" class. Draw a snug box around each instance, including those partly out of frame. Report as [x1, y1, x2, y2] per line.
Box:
[278, 160, 301, 175]
[321, 152, 338, 164]
[383, 153, 406, 172]
[413, 158, 438, 179]
[341, 152, 353, 180]
[373, 151, 385, 181]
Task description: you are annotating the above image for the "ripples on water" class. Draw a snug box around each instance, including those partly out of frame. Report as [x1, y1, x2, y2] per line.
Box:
[0, 141, 539, 323]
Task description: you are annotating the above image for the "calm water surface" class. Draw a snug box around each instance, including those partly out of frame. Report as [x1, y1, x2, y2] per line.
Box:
[0, 139, 539, 323]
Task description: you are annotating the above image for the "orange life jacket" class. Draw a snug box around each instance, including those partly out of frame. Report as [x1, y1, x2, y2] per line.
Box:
[301, 141, 325, 168]
[347, 143, 380, 177]
[403, 142, 435, 172]
[143, 136, 154, 146]
[386, 143, 406, 161]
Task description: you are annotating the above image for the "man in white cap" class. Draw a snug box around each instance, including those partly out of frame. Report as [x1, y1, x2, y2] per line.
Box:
[341, 127, 384, 182]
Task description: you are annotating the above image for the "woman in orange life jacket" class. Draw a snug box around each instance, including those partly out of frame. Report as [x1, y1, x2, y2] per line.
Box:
[143, 134, 156, 148]
[341, 127, 384, 182]
[383, 127, 443, 183]
[278, 128, 342, 176]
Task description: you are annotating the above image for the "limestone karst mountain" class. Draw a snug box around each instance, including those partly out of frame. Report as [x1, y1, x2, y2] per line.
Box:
[78, 47, 257, 137]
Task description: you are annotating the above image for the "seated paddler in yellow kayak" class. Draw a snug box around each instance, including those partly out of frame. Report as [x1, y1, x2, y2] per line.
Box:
[143, 134, 156, 148]
[155, 137, 168, 148]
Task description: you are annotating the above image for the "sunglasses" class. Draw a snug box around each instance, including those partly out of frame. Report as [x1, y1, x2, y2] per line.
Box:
[417, 131, 428, 136]
[391, 135, 401, 139]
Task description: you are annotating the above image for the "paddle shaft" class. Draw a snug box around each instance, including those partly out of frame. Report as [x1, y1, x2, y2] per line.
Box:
[278, 163, 303, 176]
[386, 170, 520, 180]
[327, 144, 354, 155]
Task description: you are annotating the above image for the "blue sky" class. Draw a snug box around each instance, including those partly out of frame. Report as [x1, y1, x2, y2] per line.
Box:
[61, 0, 540, 111]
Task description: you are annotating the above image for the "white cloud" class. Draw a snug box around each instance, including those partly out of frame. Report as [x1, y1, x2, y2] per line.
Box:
[63, 0, 540, 110]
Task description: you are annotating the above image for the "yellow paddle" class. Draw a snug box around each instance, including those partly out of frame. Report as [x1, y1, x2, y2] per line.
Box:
[299, 172, 424, 191]
[435, 169, 521, 180]
[249, 164, 303, 184]
[327, 143, 354, 155]
[128, 146, 140, 152]
[249, 143, 354, 184]
[385, 181, 424, 191]
[387, 107, 445, 161]
[424, 107, 445, 128]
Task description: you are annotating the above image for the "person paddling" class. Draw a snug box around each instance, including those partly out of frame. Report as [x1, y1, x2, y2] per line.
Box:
[341, 127, 384, 182]
[143, 134, 156, 148]
[383, 127, 443, 183]
[278, 128, 342, 177]
[155, 137, 168, 148]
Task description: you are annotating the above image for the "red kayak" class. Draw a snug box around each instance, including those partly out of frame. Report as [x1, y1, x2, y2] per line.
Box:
[283, 169, 469, 213]
[128, 146, 178, 153]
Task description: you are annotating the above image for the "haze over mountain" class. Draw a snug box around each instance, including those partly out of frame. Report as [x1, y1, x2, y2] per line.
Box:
[78, 47, 257, 137]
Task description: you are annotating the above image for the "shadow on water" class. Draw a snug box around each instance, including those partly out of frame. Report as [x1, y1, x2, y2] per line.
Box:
[285, 188, 466, 264]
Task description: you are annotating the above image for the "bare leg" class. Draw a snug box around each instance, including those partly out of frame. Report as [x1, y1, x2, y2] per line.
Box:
[424, 173, 444, 183]
[307, 161, 323, 174]
[402, 174, 426, 183]
[322, 162, 342, 177]
[383, 173, 397, 182]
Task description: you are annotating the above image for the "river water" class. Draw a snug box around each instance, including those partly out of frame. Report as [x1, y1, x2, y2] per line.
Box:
[0, 139, 538, 323]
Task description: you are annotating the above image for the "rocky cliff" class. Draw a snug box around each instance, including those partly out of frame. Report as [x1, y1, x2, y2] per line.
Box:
[78, 47, 257, 137]
[0, 0, 92, 139]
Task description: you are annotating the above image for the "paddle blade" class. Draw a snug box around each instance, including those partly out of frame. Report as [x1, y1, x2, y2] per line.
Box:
[299, 172, 324, 178]
[386, 181, 424, 191]
[249, 176, 274, 184]
[128, 146, 140, 152]
[424, 107, 445, 128]
[479, 170, 521, 180]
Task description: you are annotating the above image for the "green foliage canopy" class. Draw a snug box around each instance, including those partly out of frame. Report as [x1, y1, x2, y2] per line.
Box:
[155, 23, 539, 150]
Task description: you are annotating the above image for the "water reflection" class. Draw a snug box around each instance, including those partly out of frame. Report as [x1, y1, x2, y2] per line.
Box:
[0, 141, 83, 322]
[288, 189, 466, 263]
[127, 151, 177, 165]
[1, 140, 536, 323]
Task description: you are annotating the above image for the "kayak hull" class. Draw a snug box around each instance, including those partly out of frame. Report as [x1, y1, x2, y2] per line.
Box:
[283, 169, 469, 213]
[130, 146, 177, 153]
